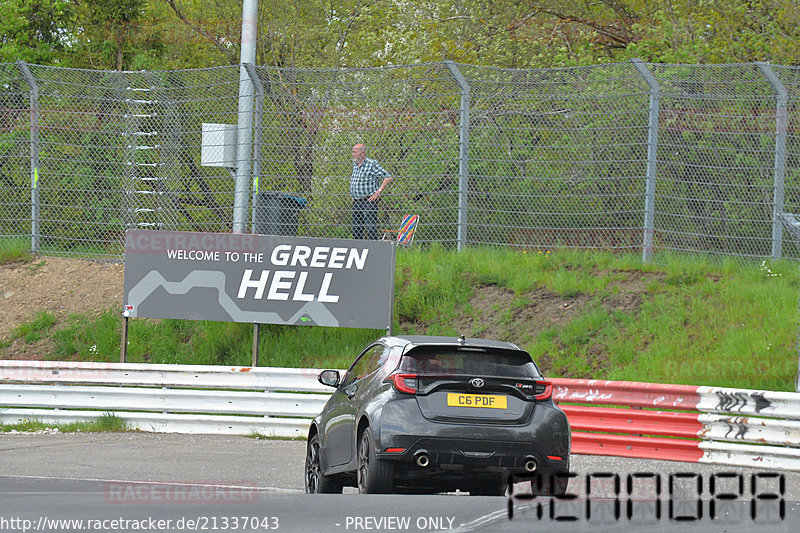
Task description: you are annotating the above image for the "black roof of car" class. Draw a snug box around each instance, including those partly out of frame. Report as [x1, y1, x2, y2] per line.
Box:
[378, 335, 523, 353]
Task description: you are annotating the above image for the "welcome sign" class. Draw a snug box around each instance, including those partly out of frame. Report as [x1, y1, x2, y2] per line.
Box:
[123, 231, 395, 329]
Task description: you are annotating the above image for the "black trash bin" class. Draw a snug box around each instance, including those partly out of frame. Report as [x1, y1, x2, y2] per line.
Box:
[254, 192, 307, 236]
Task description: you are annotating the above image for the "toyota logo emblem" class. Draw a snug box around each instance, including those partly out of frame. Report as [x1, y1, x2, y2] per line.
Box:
[470, 378, 485, 388]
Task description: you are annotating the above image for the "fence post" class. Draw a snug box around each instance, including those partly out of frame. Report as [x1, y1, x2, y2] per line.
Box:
[245, 64, 264, 368]
[631, 59, 660, 263]
[16, 61, 39, 253]
[756, 62, 789, 261]
[243, 63, 264, 233]
[444, 61, 470, 251]
[233, 0, 259, 233]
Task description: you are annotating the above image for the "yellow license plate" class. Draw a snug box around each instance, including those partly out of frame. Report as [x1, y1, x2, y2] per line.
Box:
[446, 393, 507, 409]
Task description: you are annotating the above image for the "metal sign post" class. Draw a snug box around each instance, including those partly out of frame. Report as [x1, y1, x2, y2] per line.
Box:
[252, 323, 260, 367]
[120, 315, 129, 363]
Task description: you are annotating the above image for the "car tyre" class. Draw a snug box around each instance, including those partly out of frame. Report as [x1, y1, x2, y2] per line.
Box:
[305, 434, 343, 494]
[470, 476, 508, 496]
[357, 427, 394, 494]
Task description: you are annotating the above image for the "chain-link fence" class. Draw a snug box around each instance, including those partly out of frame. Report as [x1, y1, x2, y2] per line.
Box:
[1, 60, 798, 261]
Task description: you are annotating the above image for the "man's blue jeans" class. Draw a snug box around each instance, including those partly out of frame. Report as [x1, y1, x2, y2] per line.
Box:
[352, 198, 379, 240]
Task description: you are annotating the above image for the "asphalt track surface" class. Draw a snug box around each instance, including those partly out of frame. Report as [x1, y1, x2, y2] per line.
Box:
[0, 433, 798, 532]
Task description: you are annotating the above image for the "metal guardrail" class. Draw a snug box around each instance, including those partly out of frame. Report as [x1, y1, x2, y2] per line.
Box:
[2, 361, 799, 470]
[553, 378, 800, 471]
[0, 361, 330, 437]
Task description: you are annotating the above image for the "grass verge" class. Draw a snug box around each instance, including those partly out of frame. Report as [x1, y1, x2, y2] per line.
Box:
[0, 413, 128, 433]
[1, 244, 798, 391]
[0, 237, 34, 265]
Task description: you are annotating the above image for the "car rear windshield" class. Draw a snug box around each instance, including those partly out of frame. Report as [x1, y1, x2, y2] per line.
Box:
[398, 347, 541, 379]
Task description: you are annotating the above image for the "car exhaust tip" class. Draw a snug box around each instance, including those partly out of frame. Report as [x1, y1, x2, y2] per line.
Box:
[414, 451, 430, 468]
[523, 457, 538, 472]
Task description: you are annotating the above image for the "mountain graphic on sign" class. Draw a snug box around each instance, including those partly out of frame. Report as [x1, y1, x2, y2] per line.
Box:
[125, 270, 340, 327]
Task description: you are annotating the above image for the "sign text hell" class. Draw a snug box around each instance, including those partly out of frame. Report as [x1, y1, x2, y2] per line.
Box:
[236, 244, 369, 303]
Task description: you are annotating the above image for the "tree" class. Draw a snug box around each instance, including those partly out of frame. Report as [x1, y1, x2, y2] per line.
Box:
[0, 0, 74, 64]
[67, 0, 147, 70]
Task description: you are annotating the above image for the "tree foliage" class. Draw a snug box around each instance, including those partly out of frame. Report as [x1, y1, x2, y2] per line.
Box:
[0, 0, 74, 64]
[1, 0, 799, 69]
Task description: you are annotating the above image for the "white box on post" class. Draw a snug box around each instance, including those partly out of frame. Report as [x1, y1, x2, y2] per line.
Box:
[201, 123, 237, 169]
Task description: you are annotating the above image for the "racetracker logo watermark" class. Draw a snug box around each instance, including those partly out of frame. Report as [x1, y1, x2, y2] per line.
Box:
[104, 481, 260, 504]
[125, 231, 258, 255]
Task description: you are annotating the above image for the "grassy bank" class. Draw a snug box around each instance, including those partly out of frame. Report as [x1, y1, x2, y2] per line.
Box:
[2, 243, 798, 391]
[0, 413, 127, 433]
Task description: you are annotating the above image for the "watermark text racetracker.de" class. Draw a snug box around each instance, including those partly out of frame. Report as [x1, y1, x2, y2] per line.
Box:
[0, 515, 279, 532]
[104, 481, 260, 504]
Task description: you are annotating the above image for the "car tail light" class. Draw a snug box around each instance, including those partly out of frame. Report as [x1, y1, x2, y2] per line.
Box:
[386, 373, 418, 394]
[533, 381, 552, 400]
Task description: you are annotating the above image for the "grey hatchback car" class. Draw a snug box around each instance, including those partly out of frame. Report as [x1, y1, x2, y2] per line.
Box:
[305, 335, 571, 495]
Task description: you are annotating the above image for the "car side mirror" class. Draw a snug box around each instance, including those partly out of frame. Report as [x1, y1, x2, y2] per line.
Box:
[318, 369, 340, 388]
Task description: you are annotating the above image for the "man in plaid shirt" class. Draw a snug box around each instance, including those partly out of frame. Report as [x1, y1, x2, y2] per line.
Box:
[350, 143, 392, 239]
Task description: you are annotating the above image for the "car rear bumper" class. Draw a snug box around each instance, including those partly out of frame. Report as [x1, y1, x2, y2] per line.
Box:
[376, 397, 570, 475]
[377, 435, 567, 472]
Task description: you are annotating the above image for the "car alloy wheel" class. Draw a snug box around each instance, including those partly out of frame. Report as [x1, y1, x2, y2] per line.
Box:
[357, 427, 393, 494]
[305, 435, 322, 493]
[305, 434, 343, 494]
